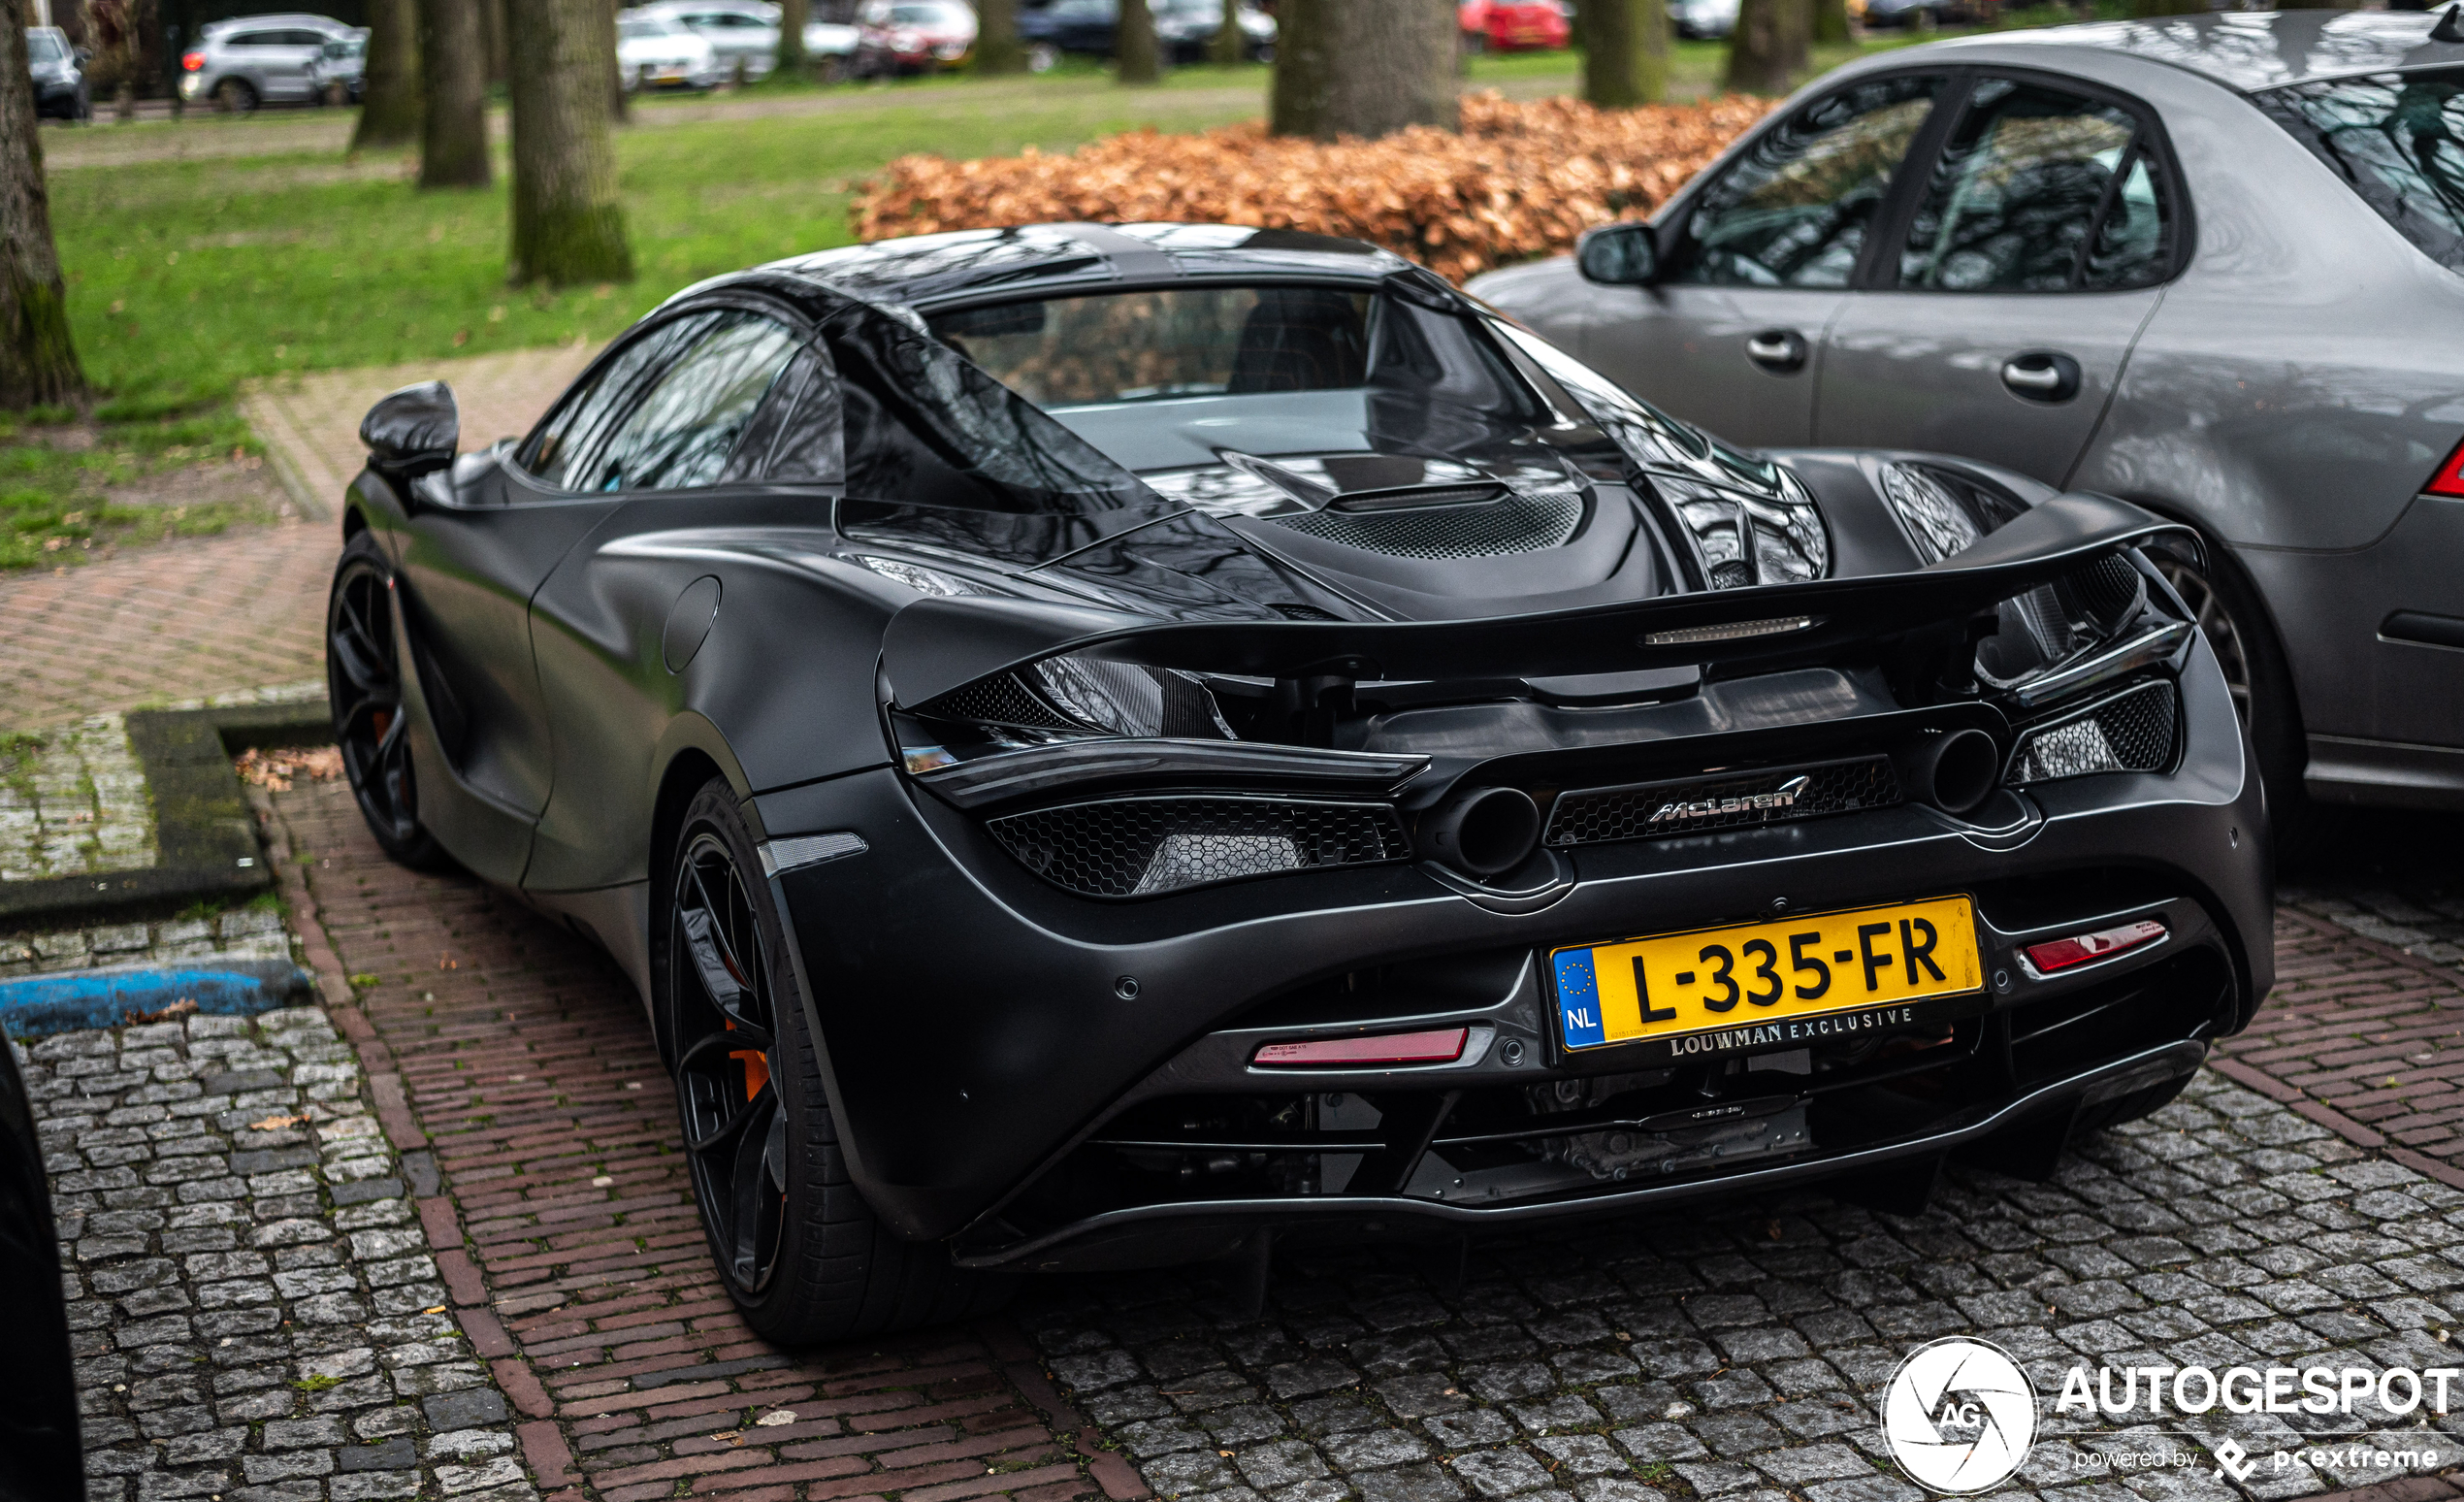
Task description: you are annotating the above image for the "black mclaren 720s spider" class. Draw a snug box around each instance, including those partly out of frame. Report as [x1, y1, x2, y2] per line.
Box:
[334, 222, 2270, 1341]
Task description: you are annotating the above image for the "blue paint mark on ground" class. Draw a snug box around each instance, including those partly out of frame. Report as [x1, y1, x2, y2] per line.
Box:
[0, 961, 315, 1039]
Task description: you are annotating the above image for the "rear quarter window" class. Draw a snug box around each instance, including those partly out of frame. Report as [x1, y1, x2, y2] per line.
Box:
[2258, 69, 2464, 274]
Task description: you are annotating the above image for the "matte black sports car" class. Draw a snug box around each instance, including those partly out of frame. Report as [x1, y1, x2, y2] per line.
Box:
[336, 223, 2271, 1341]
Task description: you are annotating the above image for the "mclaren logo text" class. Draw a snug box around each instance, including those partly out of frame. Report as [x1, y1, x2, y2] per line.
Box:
[1647, 774, 1813, 826]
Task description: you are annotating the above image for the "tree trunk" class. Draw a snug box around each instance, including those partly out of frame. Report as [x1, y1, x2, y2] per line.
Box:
[481, 0, 507, 85]
[1813, 0, 1850, 47]
[976, 0, 1025, 73]
[1578, 0, 1666, 107]
[1779, 0, 1810, 79]
[1723, 0, 1792, 93]
[604, 0, 629, 120]
[777, 0, 809, 75]
[1118, 0, 1160, 82]
[508, 0, 633, 286]
[0, 0, 84, 410]
[352, 0, 423, 147]
[1209, 0, 1243, 65]
[419, 0, 489, 187]
[1270, 0, 1455, 140]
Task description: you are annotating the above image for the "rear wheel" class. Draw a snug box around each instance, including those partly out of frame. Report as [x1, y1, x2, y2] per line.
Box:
[214, 77, 257, 112]
[659, 778, 1013, 1343]
[2151, 539, 2308, 847]
[327, 537, 447, 869]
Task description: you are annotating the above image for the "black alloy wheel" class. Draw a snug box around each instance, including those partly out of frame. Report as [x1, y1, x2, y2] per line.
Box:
[658, 777, 1014, 1341]
[2154, 557, 2253, 727]
[327, 538, 444, 867]
[2152, 542, 2309, 847]
[667, 827, 790, 1296]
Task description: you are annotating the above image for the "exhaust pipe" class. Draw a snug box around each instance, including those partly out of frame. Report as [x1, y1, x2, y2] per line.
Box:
[1417, 786, 1541, 879]
[1900, 729, 2000, 816]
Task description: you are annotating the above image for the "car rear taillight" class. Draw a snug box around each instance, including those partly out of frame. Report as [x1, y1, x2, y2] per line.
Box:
[2426, 436, 2464, 498]
[2023, 918, 2165, 974]
[181, 49, 205, 70]
[1252, 1028, 1469, 1066]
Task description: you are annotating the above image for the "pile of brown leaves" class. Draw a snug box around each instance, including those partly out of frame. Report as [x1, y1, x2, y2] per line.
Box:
[233, 745, 343, 792]
[853, 91, 1772, 282]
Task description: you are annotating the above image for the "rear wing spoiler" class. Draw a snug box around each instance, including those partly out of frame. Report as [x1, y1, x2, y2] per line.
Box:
[881, 493, 2198, 705]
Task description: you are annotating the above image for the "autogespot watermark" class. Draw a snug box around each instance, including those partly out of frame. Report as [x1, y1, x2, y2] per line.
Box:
[1879, 1337, 2460, 1493]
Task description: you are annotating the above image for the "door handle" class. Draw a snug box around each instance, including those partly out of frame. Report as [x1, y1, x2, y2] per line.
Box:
[1744, 330, 1807, 374]
[2001, 352, 2082, 403]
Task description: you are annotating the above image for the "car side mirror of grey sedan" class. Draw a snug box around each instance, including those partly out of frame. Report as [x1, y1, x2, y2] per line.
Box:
[1576, 221, 1659, 285]
[361, 381, 459, 482]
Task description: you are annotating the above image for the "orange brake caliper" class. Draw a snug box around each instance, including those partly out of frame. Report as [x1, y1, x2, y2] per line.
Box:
[724, 1019, 769, 1102]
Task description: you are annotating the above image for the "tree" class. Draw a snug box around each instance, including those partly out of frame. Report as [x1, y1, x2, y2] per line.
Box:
[1118, 0, 1161, 83]
[481, 0, 507, 85]
[604, 0, 630, 121]
[1209, 0, 1244, 65]
[1813, 0, 1850, 47]
[777, 0, 810, 77]
[1578, 0, 1667, 107]
[420, 0, 491, 187]
[507, 0, 634, 286]
[1723, 0, 1799, 93]
[353, 0, 424, 148]
[0, 0, 84, 410]
[1270, 0, 1456, 141]
[975, 0, 1025, 72]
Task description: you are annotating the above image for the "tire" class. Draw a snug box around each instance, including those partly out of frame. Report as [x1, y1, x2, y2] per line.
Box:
[327, 535, 450, 870]
[817, 53, 847, 82]
[214, 77, 258, 113]
[2149, 537, 2309, 849]
[657, 777, 1015, 1343]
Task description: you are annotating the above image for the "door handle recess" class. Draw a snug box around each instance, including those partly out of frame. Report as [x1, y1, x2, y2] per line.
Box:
[1744, 330, 1807, 374]
[2001, 352, 2082, 402]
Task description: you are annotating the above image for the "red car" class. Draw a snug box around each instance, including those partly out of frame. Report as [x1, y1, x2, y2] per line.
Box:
[1459, 0, 1571, 51]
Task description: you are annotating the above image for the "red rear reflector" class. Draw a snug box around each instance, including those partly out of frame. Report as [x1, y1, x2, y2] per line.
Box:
[2025, 919, 2166, 973]
[1253, 1028, 1469, 1067]
[2427, 438, 2464, 498]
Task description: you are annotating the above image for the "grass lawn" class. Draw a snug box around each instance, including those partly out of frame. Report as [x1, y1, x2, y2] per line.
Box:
[0, 402, 273, 571]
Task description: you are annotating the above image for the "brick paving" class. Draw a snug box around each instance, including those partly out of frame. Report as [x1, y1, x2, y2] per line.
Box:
[265, 776, 1141, 1502]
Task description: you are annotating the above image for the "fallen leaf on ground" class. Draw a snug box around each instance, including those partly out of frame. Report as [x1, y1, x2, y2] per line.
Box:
[249, 1115, 307, 1130]
[755, 1410, 796, 1427]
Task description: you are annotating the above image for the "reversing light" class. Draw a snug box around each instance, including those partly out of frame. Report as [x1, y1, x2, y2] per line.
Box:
[2023, 919, 2165, 974]
[2427, 438, 2464, 499]
[1253, 1028, 1469, 1067]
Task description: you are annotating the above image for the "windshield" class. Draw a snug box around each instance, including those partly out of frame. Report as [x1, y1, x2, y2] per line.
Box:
[2259, 69, 2464, 274]
[931, 285, 1375, 407]
[620, 17, 683, 38]
[890, 3, 966, 23]
[25, 29, 66, 62]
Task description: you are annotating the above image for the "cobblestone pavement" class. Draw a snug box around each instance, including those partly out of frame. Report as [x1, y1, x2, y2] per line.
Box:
[2, 714, 157, 879]
[2280, 810, 2464, 982]
[23, 1002, 535, 1502]
[1, 900, 292, 978]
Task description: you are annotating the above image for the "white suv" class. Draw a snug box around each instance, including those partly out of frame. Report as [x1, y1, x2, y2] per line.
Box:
[178, 13, 356, 112]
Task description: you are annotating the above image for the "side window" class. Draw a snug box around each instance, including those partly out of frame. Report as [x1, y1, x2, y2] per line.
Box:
[517, 312, 720, 491]
[1897, 78, 2173, 292]
[2258, 70, 2464, 276]
[573, 313, 803, 492]
[1670, 74, 1945, 288]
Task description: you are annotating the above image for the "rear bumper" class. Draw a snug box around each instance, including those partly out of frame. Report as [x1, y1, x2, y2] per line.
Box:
[758, 632, 2269, 1251]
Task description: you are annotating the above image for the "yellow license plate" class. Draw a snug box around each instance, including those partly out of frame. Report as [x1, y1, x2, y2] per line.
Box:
[1551, 896, 1984, 1059]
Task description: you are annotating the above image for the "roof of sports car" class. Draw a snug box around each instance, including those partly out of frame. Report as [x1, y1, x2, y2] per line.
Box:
[1934, 7, 2464, 93]
[705, 224, 1421, 311]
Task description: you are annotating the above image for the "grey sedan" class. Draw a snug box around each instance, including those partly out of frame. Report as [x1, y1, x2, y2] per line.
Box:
[1471, 11, 2464, 824]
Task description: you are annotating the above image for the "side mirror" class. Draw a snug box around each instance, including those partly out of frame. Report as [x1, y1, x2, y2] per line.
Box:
[360, 380, 459, 481]
[1576, 221, 1659, 286]
[74, 46, 93, 62]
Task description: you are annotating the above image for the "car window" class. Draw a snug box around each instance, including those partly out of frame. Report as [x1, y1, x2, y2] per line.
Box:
[26, 30, 66, 62]
[2259, 69, 2464, 276]
[1897, 78, 2169, 292]
[224, 31, 275, 47]
[928, 285, 1373, 406]
[571, 313, 802, 492]
[1668, 74, 1945, 288]
[518, 312, 722, 490]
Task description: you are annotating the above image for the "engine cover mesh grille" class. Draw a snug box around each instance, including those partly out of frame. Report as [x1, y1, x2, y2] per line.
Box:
[2008, 679, 2179, 784]
[921, 673, 1080, 731]
[1271, 491, 1584, 560]
[989, 796, 1411, 898]
[1545, 757, 1901, 847]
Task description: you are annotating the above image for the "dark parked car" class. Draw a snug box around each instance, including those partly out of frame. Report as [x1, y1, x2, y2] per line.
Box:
[1020, 0, 1273, 69]
[0, 1038, 83, 1499]
[334, 222, 2269, 1340]
[1472, 9, 2464, 830]
[23, 26, 90, 121]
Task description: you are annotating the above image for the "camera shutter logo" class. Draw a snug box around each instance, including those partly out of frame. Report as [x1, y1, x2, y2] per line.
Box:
[1881, 1337, 2039, 1493]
